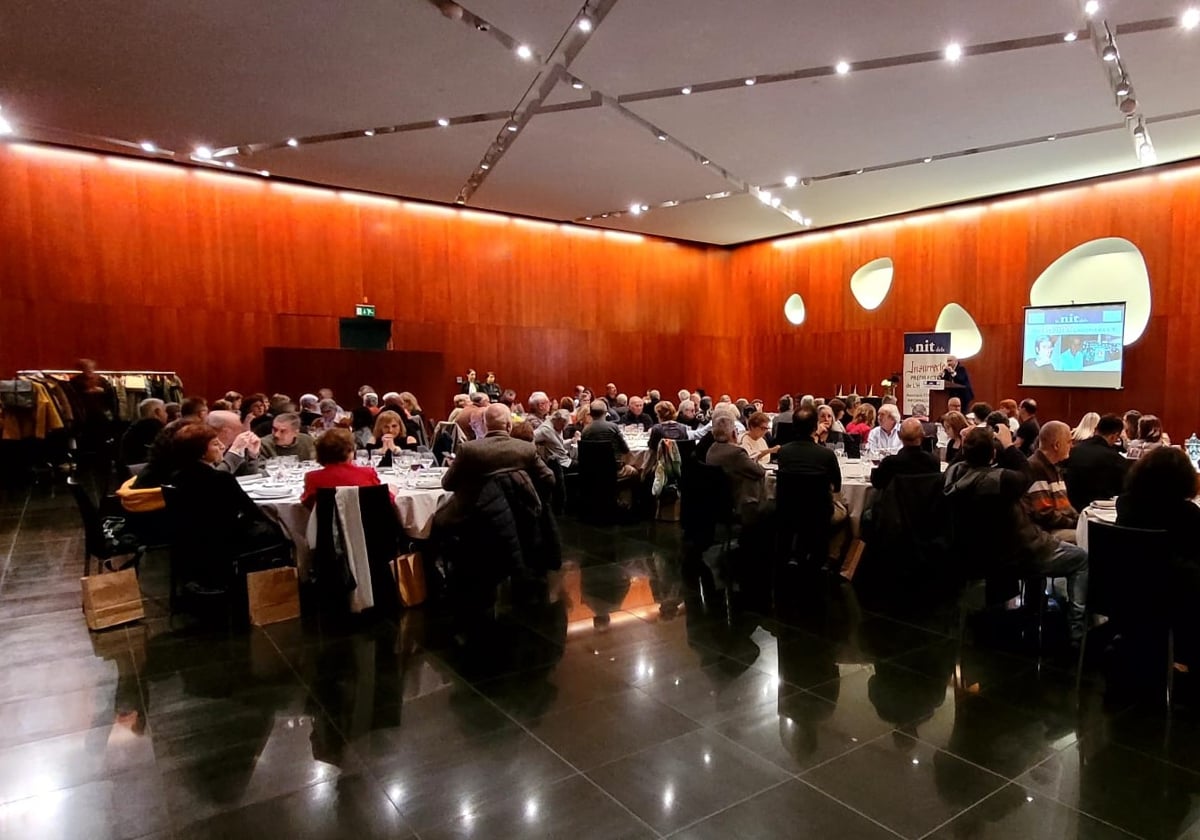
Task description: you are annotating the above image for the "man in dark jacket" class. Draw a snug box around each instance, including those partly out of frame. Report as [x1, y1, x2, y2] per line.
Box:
[119, 398, 167, 467]
[580, 400, 636, 477]
[437, 403, 555, 527]
[871, 418, 941, 490]
[1064, 414, 1129, 511]
[944, 424, 1088, 639]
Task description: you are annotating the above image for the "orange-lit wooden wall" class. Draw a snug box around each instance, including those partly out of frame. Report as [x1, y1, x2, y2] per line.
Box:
[728, 171, 1200, 433]
[2, 140, 1200, 431]
[0, 142, 725, 411]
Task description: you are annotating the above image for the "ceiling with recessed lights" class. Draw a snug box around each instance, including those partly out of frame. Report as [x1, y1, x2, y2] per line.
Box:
[1, 0, 1198, 244]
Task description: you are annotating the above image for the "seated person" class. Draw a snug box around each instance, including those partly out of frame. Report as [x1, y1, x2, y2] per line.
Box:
[619, 396, 654, 431]
[908, 402, 940, 442]
[525, 391, 552, 430]
[205, 410, 265, 477]
[240, 393, 267, 431]
[447, 393, 471, 424]
[1117, 447, 1200, 663]
[580, 400, 637, 479]
[1119, 409, 1141, 453]
[943, 410, 969, 465]
[297, 394, 321, 432]
[250, 393, 292, 438]
[945, 425, 1088, 640]
[845, 404, 875, 446]
[871, 418, 941, 490]
[815, 404, 855, 453]
[259, 412, 317, 461]
[648, 401, 691, 452]
[166, 423, 287, 587]
[706, 414, 768, 522]
[437, 403, 556, 526]
[563, 403, 591, 441]
[301, 428, 391, 508]
[1064, 413, 1129, 510]
[867, 404, 903, 454]
[456, 392, 490, 441]
[1126, 414, 1169, 459]
[1022, 420, 1079, 542]
[677, 399, 701, 430]
[119, 397, 167, 467]
[740, 411, 780, 462]
[366, 409, 419, 465]
[534, 409, 575, 468]
[828, 398, 848, 434]
[351, 393, 380, 432]
[770, 395, 794, 439]
[776, 407, 848, 565]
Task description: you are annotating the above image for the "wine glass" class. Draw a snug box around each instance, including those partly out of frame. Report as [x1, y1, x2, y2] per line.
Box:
[355, 449, 369, 467]
[834, 441, 845, 459]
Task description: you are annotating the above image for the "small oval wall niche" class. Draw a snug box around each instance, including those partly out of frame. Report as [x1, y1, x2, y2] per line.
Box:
[1029, 237, 1150, 345]
[934, 302, 982, 359]
[850, 257, 893, 310]
[784, 293, 806, 325]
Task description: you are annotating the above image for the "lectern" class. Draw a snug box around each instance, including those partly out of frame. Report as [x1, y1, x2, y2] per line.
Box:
[928, 384, 969, 419]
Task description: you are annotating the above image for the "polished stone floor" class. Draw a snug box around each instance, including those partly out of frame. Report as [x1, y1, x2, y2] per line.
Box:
[2, 482, 1200, 839]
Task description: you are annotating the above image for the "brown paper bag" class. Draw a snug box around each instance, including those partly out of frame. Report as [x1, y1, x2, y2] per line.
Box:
[655, 497, 681, 521]
[81, 569, 145, 631]
[391, 552, 426, 607]
[246, 567, 301, 626]
[840, 539, 867, 581]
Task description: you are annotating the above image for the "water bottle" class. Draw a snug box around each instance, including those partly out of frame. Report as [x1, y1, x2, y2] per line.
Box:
[1186, 433, 1200, 465]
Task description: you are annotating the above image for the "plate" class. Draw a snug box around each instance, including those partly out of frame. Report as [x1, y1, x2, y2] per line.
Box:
[1092, 499, 1117, 510]
[248, 485, 297, 500]
[412, 478, 444, 490]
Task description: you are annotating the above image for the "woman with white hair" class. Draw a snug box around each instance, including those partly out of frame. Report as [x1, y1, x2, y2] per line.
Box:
[866, 404, 902, 454]
[1071, 411, 1101, 444]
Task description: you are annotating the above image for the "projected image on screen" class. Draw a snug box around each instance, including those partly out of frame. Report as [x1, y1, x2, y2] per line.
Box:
[1021, 303, 1126, 389]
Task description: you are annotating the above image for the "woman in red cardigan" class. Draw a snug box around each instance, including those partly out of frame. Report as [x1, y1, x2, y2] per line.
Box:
[301, 428, 394, 508]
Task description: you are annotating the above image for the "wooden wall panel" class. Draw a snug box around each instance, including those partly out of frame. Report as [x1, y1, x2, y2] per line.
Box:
[2, 141, 1199, 434]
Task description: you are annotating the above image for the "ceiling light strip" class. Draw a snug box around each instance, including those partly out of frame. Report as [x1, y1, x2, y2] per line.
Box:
[1080, 3, 1156, 164]
[453, 0, 619, 204]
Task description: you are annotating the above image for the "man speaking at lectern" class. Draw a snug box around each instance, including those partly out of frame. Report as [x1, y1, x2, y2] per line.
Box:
[942, 356, 974, 408]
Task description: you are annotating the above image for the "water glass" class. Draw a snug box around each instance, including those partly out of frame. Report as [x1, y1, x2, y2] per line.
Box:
[355, 449, 369, 467]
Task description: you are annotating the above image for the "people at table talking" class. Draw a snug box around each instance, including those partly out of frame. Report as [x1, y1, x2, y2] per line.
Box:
[366, 410, 418, 467]
[259, 412, 316, 461]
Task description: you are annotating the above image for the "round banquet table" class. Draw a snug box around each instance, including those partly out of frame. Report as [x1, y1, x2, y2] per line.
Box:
[241, 472, 451, 579]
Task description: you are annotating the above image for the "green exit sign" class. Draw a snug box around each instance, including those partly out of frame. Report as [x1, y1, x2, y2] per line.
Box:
[355, 304, 376, 318]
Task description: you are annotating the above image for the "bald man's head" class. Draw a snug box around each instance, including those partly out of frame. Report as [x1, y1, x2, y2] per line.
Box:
[484, 403, 512, 432]
[1037, 420, 1071, 463]
[899, 417, 926, 447]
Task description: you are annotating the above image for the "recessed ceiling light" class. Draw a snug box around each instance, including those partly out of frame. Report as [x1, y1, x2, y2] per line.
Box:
[437, 118, 450, 127]
[194, 146, 213, 159]
[744, 77, 756, 85]
[923, 157, 933, 163]
[571, 80, 585, 89]
[662, 200, 678, 207]
[656, 133, 667, 141]
[577, 16, 592, 32]
[1063, 31, 1077, 42]
[1085, 0, 1100, 15]
[680, 86, 692, 95]
[1046, 135, 1057, 141]
[784, 175, 798, 188]
[758, 190, 772, 204]
[700, 158, 710, 165]
[944, 43, 962, 61]
[0, 116, 11, 136]
[1116, 76, 1131, 95]
[480, 163, 490, 170]
[770, 197, 781, 207]
[803, 217, 812, 226]
[1101, 43, 1118, 60]
[455, 197, 465, 204]
[1184, 7, 1200, 28]
[629, 203, 643, 215]
[139, 141, 157, 153]
[600, 213, 609, 218]
[286, 138, 299, 147]
[364, 129, 375, 136]
[855, 168, 864, 175]
[516, 44, 533, 60]
[585, 216, 592, 220]
[259, 170, 269, 176]
[835, 61, 850, 75]
[225, 161, 235, 168]
[506, 123, 518, 132]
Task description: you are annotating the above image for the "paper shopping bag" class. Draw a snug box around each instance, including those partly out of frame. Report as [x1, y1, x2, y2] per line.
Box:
[81, 568, 145, 630]
[840, 539, 866, 581]
[391, 552, 426, 607]
[246, 567, 301, 626]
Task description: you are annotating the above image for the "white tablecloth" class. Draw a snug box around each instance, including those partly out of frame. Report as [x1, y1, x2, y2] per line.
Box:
[764, 461, 875, 538]
[1076, 504, 1118, 551]
[246, 474, 451, 578]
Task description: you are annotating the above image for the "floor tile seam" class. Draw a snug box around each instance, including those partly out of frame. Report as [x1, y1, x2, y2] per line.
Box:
[453, 681, 665, 839]
[0, 495, 29, 592]
[791, 775, 911, 839]
[904, 730, 1034, 784]
[660, 777, 794, 837]
[1006, 752, 1162, 837]
[578, 725, 705, 777]
[164, 771, 362, 836]
[912, 781, 1142, 840]
[791, 726, 896, 777]
[1094, 730, 1200, 781]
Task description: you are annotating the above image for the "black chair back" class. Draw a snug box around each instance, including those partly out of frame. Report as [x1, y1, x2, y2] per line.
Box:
[773, 423, 796, 447]
[576, 440, 619, 524]
[1086, 520, 1172, 627]
[868, 472, 948, 576]
[774, 472, 835, 566]
[313, 485, 402, 614]
[68, 476, 106, 564]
